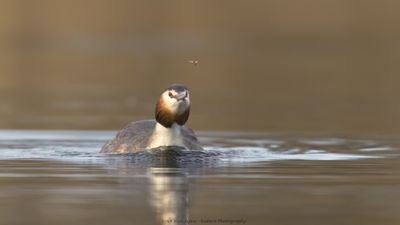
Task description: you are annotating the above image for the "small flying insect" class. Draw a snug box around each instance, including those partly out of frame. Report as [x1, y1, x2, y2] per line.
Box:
[188, 60, 199, 66]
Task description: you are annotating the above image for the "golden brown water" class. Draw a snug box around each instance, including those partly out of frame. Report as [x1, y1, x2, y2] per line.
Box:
[0, 1, 400, 134]
[0, 130, 399, 225]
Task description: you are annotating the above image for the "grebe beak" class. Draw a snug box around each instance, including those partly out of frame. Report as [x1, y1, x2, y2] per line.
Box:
[174, 92, 187, 101]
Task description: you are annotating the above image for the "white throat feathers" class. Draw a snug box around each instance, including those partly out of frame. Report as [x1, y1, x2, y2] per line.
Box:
[147, 123, 185, 149]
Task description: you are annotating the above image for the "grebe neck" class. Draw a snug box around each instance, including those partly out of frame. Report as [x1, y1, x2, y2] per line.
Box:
[147, 122, 185, 149]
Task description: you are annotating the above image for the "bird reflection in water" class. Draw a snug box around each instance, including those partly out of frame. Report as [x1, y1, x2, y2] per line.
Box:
[104, 147, 218, 225]
[146, 148, 210, 225]
[149, 167, 190, 225]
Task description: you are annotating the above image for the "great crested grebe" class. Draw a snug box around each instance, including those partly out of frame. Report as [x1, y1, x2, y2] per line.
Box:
[101, 84, 203, 153]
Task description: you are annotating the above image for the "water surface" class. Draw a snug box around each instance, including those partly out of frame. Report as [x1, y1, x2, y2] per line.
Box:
[0, 130, 399, 225]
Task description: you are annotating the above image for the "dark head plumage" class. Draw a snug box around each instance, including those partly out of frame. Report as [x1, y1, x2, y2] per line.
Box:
[165, 84, 188, 93]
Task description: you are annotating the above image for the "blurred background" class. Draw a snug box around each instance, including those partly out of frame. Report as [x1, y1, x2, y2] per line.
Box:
[0, 0, 399, 134]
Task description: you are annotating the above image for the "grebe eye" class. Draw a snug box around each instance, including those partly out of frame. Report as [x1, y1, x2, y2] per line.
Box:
[168, 92, 173, 97]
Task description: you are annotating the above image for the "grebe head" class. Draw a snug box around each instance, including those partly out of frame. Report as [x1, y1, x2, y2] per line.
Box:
[155, 84, 191, 128]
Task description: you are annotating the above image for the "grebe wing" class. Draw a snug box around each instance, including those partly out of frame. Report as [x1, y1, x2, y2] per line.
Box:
[101, 120, 156, 153]
[181, 126, 199, 141]
[181, 126, 203, 150]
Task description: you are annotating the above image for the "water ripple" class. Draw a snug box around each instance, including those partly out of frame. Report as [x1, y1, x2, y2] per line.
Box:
[0, 130, 395, 169]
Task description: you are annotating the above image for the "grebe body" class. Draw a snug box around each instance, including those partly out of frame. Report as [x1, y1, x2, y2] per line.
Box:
[101, 84, 202, 153]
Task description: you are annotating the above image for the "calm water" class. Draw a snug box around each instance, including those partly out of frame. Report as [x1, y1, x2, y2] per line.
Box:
[0, 130, 399, 225]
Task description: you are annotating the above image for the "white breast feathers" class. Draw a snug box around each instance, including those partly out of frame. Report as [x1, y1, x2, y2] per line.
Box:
[147, 123, 185, 149]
